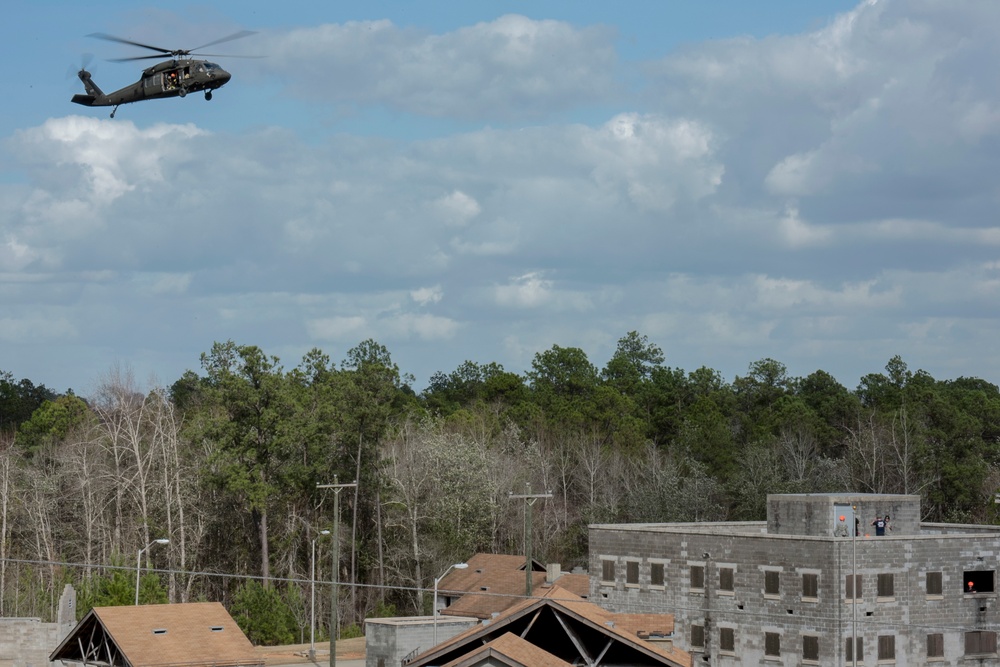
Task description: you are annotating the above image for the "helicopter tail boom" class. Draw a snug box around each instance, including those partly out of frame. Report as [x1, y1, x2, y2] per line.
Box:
[71, 70, 105, 105]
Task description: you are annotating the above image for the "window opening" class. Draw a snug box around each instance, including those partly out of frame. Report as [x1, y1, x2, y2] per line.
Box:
[964, 570, 995, 594]
[966, 631, 998, 655]
[845, 574, 862, 600]
[927, 633, 944, 658]
[626, 561, 639, 585]
[877, 573, 895, 598]
[719, 627, 735, 652]
[650, 562, 665, 587]
[601, 559, 615, 584]
[803, 635, 819, 661]
[846, 637, 863, 662]
[720, 567, 734, 592]
[690, 624, 704, 649]
[926, 571, 942, 596]
[690, 565, 705, 591]
[878, 635, 895, 661]
[764, 632, 780, 657]
[764, 570, 779, 596]
[802, 573, 818, 599]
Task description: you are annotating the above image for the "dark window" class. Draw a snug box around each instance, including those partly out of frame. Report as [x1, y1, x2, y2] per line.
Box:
[846, 637, 864, 662]
[802, 573, 818, 599]
[963, 570, 995, 594]
[926, 571, 942, 596]
[720, 567, 735, 592]
[764, 570, 780, 596]
[966, 631, 998, 655]
[878, 573, 895, 598]
[765, 632, 781, 657]
[650, 562, 664, 587]
[878, 635, 895, 661]
[691, 624, 704, 649]
[690, 565, 705, 590]
[626, 561, 639, 585]
[601, 559, 615, 583]
[927, 633, 944, 658]
[846, 574, 862, 600]
[720, 627, 735, 652]
[803, 635, 819, 661]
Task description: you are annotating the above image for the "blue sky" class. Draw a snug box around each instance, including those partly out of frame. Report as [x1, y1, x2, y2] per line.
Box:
[4, 0, 1000, 396]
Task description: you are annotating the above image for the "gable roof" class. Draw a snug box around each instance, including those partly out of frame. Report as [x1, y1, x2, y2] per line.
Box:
[439, 554, 589, 620]
[440, 633, 575, 667]
[437, 553, 545, 595]
[409, 585, 690, 667]
[50, 602, 262, 667]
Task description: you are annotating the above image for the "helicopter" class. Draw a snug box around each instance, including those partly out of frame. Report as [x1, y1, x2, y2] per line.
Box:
[71, 31, 256, 118]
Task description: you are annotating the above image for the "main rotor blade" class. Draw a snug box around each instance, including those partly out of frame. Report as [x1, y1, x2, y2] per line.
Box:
[88, 32, 173, 55]
[191, 30, 257, 52]
[107, 54, 171, 63]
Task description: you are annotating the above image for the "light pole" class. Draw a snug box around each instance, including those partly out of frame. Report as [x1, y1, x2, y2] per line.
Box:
[135, 538, 169, 605]
[433, 562, 468, 645]
[310, 529, 331, 662]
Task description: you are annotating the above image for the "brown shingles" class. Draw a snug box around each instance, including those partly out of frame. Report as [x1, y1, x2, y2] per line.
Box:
[440, 632, 575, 667]
[53, 602, 260, 667]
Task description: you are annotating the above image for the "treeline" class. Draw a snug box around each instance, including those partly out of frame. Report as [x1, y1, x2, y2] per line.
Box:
[1, 333, 999, 643]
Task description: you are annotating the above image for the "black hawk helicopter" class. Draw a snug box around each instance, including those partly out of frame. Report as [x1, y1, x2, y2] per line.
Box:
[71, 30, 256, 118]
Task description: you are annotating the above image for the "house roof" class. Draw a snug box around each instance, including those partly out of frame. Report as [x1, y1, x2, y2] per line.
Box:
[436, 553, 545, 594]
[49, 602, 262, 667]
[439, 553, 589, 620]
[440, 632, 575, 667]
[409, 585, 690, 667]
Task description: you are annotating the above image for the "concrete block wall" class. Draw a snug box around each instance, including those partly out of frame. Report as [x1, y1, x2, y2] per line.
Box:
[365, 616, 478, 667]
[0, 619, 65, 667]
[767, 493, 921, 537]
[590, 517, 1000, 666]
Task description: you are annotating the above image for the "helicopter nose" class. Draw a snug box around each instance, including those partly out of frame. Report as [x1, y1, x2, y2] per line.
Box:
[218, 70, 232, 85]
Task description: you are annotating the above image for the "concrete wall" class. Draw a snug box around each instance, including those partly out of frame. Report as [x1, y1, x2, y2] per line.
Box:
[0, 619, 67, 667]
[590, 514, 1000, 666]
[365, 616, 478, 667]
[766, 493, 921, 537]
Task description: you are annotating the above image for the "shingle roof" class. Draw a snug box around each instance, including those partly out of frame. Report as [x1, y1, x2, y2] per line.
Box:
[50, 602, 261, 667]
[411, 585, 690, 667]
[440, 632, 575, 667]
[438, 553, 589, 620]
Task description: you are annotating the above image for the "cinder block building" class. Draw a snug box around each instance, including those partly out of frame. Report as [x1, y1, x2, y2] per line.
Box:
[590, 493, 1000, 666]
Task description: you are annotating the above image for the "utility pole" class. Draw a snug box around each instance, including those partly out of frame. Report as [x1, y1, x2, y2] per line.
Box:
[318, 477, 357, 667]
[509, 483, 552, 597]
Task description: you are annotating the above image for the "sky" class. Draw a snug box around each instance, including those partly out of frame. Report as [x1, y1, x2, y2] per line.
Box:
[3, 0, 1000, 397]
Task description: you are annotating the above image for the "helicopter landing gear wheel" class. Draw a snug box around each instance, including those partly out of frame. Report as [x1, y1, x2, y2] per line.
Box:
[110, 105, 119, 119]
[178, 87, 187, 98]
[205, 91, 213, 101]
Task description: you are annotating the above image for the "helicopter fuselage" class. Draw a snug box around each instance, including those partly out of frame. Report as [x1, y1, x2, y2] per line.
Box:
[72, 58, 232, 114]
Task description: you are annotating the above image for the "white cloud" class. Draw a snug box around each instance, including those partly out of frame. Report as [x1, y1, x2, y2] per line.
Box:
[494, 272, 553, 308]
[411, 285, 443, 305]
[254, 15, 617, 120]
[585, 113, 723, 211]
[433, 190, 481, 227]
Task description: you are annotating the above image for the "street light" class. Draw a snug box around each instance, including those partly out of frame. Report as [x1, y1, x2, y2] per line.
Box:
[433, 562, 468, 645]
[135, 538, 169, 605]
[310, 529, 331, 662]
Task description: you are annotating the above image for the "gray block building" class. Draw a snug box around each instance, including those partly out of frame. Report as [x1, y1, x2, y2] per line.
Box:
[590, 493, 1000, 666]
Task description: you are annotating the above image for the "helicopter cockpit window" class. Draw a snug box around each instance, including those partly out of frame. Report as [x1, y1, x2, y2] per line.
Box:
[204, 62, 220, 71]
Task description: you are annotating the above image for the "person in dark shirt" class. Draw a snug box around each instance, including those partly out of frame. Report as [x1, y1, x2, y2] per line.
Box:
[871, 515, 890, 536]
